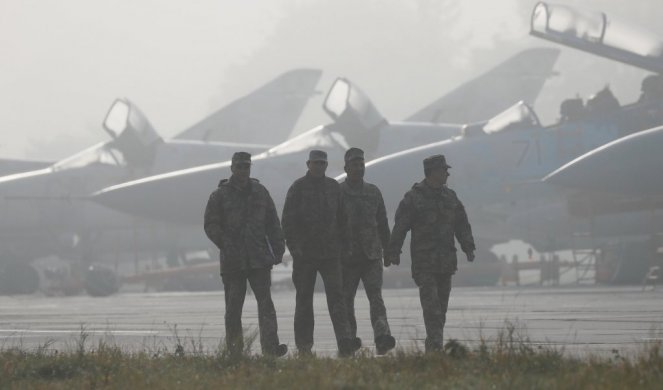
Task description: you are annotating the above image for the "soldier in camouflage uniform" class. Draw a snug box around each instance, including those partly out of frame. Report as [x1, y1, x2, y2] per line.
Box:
[386, 154, 475, 353]
[282, 149, 361, 357]
[204, 152, 288, 357]
[340, 147, 396, 355]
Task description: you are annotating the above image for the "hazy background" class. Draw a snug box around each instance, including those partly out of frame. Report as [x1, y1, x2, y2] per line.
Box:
[1, 0, 661, 161]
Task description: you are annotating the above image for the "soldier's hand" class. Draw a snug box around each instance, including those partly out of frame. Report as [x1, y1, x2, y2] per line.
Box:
[466, 251, 475, 262]
[274, 255, 283, 265]
[383, 255, 391, 267]
[387, 253, 400, 266]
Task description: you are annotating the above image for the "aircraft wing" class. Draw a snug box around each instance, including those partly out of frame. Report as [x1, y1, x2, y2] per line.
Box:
[173, 68, 322, 144]
[0, 158, 52, 176]
[531, 2, 663, 74]
[406, 48, 560, 123]
[543, 125, 663, 196]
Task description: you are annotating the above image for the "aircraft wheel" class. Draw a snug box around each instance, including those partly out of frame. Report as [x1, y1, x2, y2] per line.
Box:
[84, 265, 119, 297]
[0, 263, 40, 295]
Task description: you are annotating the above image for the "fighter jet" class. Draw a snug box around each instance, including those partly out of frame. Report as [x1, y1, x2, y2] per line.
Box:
[354, 92, 657, 246]
[534, 124, 663, 284]
[0, 48, 559, 295]
[91, 48, 559, 292]
[0, 69, 322, 296]
[330, 2, 663, 285]
[93, 46, 560, 219]
[518, 2, 663, 283]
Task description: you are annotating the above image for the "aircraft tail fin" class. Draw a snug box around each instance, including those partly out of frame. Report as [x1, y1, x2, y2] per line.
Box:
[407, 47, 560, 124]
[173, 68, 322, 144]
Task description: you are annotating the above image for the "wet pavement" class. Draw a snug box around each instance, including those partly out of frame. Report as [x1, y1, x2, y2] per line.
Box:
[1, 285, 662, 358]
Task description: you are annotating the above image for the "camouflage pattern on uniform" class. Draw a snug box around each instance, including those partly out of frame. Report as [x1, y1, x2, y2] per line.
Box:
[282, 172, 355, 352]
[340, 180, 392, 345]
[414, 272, 452, 352]
[291, 257, 350, 351]
[204, 178, 285, 274]
[282, 173, 350, 259]
[388, 179, 475, 351]
[343, 255, 391, 342]
[204, 175, 285, 355]
[221, 268, 279, 354]
[388, 180, 475, 276]
[340, 181, 390, 261]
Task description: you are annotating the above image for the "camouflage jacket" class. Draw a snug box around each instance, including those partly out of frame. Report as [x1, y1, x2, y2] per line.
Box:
[204, 176, 285, 274]
[339, 180, 390, 263]
[282, 173, 350, 260]
[388, 180, 475, 275]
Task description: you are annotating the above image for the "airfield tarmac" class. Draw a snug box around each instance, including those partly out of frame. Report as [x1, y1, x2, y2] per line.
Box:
[1, 285, 662, 358]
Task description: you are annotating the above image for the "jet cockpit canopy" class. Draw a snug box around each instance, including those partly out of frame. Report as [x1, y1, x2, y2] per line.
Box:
[323, 77, 386, 132]
[103, 99, 163, 168]
[531, 2, 663, 73]
[483, 101, 541, 134]
[322, 77, 387, 155]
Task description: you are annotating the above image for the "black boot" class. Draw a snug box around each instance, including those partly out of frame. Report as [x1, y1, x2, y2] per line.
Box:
[338, 337, 362, 357]
[425, 339, 444, 354]
[265, 343, 288, 357]
[375, 335, 396, 355]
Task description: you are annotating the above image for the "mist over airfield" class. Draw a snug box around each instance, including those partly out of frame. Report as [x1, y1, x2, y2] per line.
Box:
[1, 0, 662, 161]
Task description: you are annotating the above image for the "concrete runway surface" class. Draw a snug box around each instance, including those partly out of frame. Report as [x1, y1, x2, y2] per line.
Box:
[1, 285, 662, 358]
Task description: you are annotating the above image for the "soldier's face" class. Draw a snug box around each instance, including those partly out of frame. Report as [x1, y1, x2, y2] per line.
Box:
[307, 160, 327, 177]
[344, 159, 365, 181]
[231, 163, 251, 182]
[431, 167, 450, 184]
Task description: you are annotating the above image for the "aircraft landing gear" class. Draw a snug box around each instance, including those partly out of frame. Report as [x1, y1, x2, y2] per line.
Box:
[84, 265, 119, 297]
[0, 262, 40, 295]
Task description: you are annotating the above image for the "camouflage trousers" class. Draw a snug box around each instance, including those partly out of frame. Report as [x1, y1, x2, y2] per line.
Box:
[342, 256, 391, 341]
[292, 257, 352, 351]
[221, 267, 280, 354]
[413, 272, 453, 352]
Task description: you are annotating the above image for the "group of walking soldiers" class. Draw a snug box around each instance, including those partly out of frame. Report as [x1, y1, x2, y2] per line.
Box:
[204, 147, 475, 357]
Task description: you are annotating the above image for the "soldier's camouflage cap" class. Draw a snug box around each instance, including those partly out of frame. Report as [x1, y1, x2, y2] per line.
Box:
[344, 147, 364, 162]
[308, 149, 328, 162]
[231, 151, 252, 164]
[423, 154, 451, 170]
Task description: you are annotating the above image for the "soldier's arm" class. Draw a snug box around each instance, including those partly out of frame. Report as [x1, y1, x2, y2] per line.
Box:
[454, 197, 476, 254]
[264, 187, 286, 260]
[203, 190, 225, 250]
[376, 189, 391, 251]
[281, 183, 301, 255]
[387, 194, 413, 256]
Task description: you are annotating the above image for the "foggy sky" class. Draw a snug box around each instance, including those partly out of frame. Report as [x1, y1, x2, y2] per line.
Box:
[1, 0, 661, 161]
